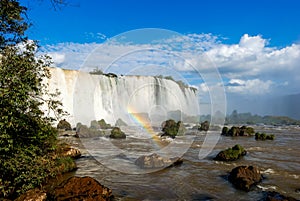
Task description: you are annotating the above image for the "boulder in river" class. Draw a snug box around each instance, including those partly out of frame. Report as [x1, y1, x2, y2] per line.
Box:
[228, 165, 262, 191]
[214, 144, 247, 161]
[49, 176, 113, 201]
[255, 132, 275, 140]
[135, 153, 183, 169]
[57, 119, 72, 131]
[109, 127, 126, 139]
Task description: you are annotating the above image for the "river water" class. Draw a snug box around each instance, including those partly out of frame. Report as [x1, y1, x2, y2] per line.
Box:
[68, 125, 300, 201]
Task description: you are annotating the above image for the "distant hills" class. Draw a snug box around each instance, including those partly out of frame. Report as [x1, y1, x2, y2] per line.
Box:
[200, 110, 300, 125]
[226, 93, 300, 121]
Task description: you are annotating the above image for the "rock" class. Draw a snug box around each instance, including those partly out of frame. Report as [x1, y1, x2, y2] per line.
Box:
[76, 123, 104, 137]
[104, 73, 117, 78]
[214, 144, 247, 161]
[15, 188, 47, 201]
[228, 126, 240, 136]
[221, 126, 229, 135]
[199, 121, 210, 131]
[222, 126, 255, 136]
[255, 132, 275, 140]
[135, 153, 183, 169]
[115, 118, 128, 127]
[90, 120, 101, 129]
[161, 119, 186, 138]
[262, 191, 298, 201]
[109, 127, 126, 139]
[57, 119, 72, 131]
[228, 165, 262, 191]
[60, 147, 81, 159]
[98, 119, 112, 129]
[49, 176, 113, 201]
[58, 130, 78, 137]
[239, 126, 255, 136]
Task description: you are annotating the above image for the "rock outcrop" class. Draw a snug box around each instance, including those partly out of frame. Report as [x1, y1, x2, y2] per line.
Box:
[109, 127, 126, 139]
[135, 153, 183, 169]
[76, 123, 104, 138]
[57, 119, 72, 131]
[255, 132, 275, 140]
[161, 119, 185, 138]
[228, 166, 262, 191]
[49, 176, 113, 201]
[214, 144, 247, 161]
[221, 126, 255, 136]
[15, 188, 47, 201]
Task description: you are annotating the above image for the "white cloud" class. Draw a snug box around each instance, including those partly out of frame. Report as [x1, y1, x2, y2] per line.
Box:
[226, 79, 273, 94]
[47, 52, 65, 65]
[239, 34, 268, 52]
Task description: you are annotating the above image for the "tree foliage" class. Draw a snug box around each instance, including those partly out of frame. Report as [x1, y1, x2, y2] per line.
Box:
[0, 0, 29, 49]
[0, 0, 66, 198]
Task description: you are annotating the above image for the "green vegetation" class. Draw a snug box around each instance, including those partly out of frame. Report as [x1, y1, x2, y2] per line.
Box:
[161, 119, 186, 138]
[193, 121, 210, 131]
[98, 119, 112, 129]
[221, 126, 255, 136]
[110, 127, 126, 139]
[0, 0, 73, 198]
[214, 144, 247, 161]
[255, 132, 275, 140]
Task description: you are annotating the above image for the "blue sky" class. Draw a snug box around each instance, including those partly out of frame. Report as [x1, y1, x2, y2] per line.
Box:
[19, 0, 300, 117]
[22, 0, 300, 46]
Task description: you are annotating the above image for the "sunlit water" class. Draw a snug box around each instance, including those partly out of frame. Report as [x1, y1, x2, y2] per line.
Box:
[67, 125, 300, 201]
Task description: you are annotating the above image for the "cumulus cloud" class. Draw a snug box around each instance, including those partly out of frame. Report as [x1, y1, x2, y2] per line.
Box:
[226, 79, 273, 94]
[47, 52, 65, 66]
[40, 33, 300, 96]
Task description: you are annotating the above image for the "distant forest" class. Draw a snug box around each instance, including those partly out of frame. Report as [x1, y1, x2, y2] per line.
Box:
[200, 110, 300, 125]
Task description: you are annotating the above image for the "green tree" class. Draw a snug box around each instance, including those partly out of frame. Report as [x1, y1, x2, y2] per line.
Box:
[0, 0, 66, 198]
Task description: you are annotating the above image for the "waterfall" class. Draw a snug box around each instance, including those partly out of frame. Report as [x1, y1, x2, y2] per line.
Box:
[46, 67, 199, 126]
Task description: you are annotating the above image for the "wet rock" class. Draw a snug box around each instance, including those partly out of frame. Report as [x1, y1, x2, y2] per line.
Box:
[98, 119, 112, 129]
[115, 118, 128, 127]
[109, 127, 126, 139]
[135, 153, 183, 169]
[15, 188, 47, 201]
[221, 126, 255, 136]
[228, 165, 262, 191]
[221, 126, 229, 135]
[255, 132, 275, 140]
[60, 146, 81, 159]
[214, 144, 247, 161]
[57, 119, 72, 131]
[199, 121, 210, 131]
[58, 130, 78, 137]
[161, 119, 186, 138]
[76, 123, 104, 137]
[262, 191, 298, 201]
[49, 176, 113, 201]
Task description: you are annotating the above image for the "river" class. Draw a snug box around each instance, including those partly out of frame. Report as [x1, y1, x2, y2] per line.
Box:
[66, 125, 300, 201]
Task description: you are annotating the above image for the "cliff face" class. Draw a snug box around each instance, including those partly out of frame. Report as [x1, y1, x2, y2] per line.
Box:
[46, 68, 199, 126]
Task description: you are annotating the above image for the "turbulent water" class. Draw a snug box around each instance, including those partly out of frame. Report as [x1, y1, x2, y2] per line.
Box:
[46, 68, 199, 126]
[63, 125, 300, 201]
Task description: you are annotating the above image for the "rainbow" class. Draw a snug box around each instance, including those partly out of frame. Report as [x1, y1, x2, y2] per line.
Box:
[127, 106, 166, 149]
